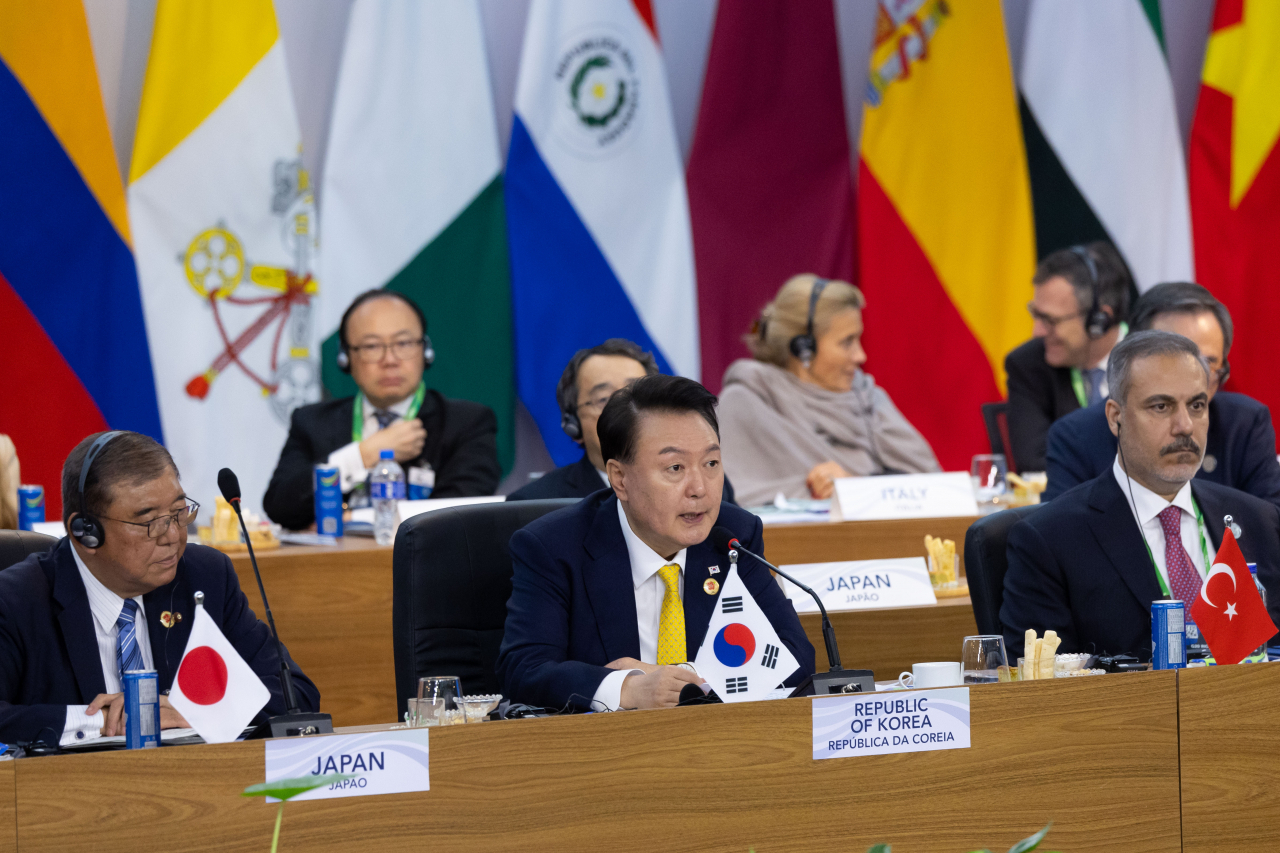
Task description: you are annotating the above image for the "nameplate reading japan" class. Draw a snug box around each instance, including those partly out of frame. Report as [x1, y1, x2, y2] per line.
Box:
[812, 688, 971, 760]
[781, 558, 937, 612]
[830, 472, 978, 521]
[263, 730, 430, 801]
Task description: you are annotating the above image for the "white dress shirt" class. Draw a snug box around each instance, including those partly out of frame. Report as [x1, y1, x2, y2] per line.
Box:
[328, 393, 415, 492]
[1112, 456, 1215, 597]
[591, 501, 688, 711]
[61, 545, 155, 744]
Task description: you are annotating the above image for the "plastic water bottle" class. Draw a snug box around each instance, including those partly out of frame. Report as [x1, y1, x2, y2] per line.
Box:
[1247, 563, 1269, 663]
[371, 449, 404, 545]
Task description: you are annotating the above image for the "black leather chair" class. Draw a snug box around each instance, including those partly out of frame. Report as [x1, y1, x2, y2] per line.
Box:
[980, 401, 1018, 473]
[392, 498, 577, 717]
[0, 530, 58, 570]
[963, 505, 1039, 636]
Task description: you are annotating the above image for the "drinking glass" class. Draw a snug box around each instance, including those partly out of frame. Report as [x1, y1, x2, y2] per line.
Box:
[961, 635, 1007, 684]
[417, 676, 464, 726]
[971, 454, 1008, 512]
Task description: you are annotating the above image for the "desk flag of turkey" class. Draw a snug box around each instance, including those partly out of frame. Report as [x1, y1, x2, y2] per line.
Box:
[168, 594, 270, 743]
[1190, 528, 1278, 665]
[694, 567, 799, 703]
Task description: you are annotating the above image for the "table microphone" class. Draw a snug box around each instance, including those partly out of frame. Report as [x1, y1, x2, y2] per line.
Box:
[218, 468, 332, 737]
[710, 526, 874, 696]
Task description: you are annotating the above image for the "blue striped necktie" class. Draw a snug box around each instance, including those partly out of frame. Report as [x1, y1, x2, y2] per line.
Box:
[116, 599, 144, 679]
[374, 409, 398, 430]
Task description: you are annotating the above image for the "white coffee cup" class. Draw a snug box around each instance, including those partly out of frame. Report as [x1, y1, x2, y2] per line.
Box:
[897, 661, 963, 689]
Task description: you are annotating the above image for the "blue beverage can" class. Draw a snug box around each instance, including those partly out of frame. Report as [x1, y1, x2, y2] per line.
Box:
[122, 670, 161, 749]
[313, 465, 343, 536]
[17, 485, 44, 531]
[1151, 599, 1186, 670]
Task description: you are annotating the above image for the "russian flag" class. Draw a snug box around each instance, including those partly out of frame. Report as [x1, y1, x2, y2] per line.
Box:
[506, 0, 699, 465]
[0, 2, 162, 518]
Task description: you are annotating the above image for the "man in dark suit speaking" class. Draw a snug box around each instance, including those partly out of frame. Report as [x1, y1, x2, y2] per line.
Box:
[498, 375, 814, 711]
[0, 432, 318, 744]
[1044, 282, 1280, 505]
[1001, 332, 1280, 661]
[264, 290, 500, 530]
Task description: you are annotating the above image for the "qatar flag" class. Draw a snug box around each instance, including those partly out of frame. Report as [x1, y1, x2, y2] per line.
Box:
[1190, 528, 1278, 666]
[168, 596, 270, 743]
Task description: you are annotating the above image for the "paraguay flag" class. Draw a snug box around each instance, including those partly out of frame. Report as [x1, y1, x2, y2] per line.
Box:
[506, 0, 700, 465]
[0, 1, 162, 517]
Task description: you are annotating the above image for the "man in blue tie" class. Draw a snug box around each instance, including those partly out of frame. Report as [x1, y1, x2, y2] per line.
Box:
[0, 431, 319, 744]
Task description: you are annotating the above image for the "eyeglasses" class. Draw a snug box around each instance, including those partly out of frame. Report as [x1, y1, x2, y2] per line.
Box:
[576, 393, 616, 414]
[101, 501, 201, 540]
[1026, 302, 1086, 331]
[348, 338, 425, 364]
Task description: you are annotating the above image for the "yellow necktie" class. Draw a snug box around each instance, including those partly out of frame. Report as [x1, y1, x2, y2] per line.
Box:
[656, 563, 685, 665]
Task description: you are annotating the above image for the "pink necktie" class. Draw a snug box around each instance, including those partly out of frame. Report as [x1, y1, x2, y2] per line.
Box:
[1158, 505, 1202, 604]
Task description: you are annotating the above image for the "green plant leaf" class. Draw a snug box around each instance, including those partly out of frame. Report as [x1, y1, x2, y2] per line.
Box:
[1007, 824, 1052, 853]
[242, 773, 355, 801]
[967, 849, 994, 853]
[867, 845, 891, 853]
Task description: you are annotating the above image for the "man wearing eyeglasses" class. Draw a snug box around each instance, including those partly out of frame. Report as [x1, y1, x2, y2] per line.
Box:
[263, 290, 501, 529]
[1003, 242, 1134, 473]
[0, 431, 319, 744]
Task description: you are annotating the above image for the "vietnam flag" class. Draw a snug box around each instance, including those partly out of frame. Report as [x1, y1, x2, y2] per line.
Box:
[168, 596, 270, 743]
[1189, 528, 1277, 666]
[1189, 0, 1280, 427]
[857, 0, 1035, 471]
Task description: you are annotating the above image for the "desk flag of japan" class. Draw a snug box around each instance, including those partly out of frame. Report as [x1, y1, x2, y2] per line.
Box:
[168, 594, 270, 743]
[1190, 528, 1278, 665]
[694, 567, 799, 703]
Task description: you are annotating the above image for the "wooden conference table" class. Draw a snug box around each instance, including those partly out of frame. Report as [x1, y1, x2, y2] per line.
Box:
[230, 514, 980, 727]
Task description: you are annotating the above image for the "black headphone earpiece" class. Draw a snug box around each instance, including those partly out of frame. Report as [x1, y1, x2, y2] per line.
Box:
[70, 431, 124, 549]
[789, 278, 829, 367]
[561, 411, 583, 441]
[1070, 246, 1112, 340]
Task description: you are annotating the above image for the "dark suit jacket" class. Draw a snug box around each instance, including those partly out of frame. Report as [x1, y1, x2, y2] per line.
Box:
[0, 539, 320, 743]
[496, 492, 815, 709]
[506, 454, 738, 505]
[1004, 337, 1081, 473]
[1044, 392, 1280, 505]
[264, 390, 501, 530]
[1000, 473, 1280, 661]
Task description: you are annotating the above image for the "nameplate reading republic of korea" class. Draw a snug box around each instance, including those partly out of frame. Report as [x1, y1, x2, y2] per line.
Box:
[812, 688, 971, 760]
[263, 730, 430, 801]
[830, 472, 979, 521]
[780, 558, 937, 613]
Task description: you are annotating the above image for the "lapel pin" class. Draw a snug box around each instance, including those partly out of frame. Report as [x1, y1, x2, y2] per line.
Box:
[160, 611, 182, 628]
[703, 578, 719, 595]
[708, 565, 720, 575]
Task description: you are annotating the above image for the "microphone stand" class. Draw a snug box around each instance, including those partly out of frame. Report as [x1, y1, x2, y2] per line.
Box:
[728, 546, 875, 696]
[230, 498, 333, 737]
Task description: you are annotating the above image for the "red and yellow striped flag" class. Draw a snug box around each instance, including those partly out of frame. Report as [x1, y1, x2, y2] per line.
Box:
[856, 0, 1035, 470]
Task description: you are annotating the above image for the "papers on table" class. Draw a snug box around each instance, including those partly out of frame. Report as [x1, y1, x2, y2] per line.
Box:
[349, 496, 505, 527]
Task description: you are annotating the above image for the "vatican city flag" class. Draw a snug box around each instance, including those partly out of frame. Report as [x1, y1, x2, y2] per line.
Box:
[128, 0, 318, 515]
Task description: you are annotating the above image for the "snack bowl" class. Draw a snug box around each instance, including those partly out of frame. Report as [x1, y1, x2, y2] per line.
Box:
[457, 694, 502, 723]
[1053, 653, 1092, 676]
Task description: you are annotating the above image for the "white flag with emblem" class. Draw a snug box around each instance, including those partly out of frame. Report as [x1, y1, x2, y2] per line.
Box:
[693, 566, 799, 703]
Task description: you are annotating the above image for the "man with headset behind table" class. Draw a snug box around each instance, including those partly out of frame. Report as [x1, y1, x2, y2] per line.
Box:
[264, 290, 501, 530]
[1004, 242, 1134, 473]
[0, 431, 319, 745]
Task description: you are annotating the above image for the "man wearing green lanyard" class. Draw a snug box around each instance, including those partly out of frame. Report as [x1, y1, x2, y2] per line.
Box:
[263, 290, 501, 530]
[1004, 242, 1132, 473]
[1001, 331, 1280, 661]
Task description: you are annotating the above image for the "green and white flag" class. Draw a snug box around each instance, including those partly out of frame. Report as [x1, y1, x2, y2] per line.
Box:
[319, 0, 513, 471]
[1020, 0, 1193, 288]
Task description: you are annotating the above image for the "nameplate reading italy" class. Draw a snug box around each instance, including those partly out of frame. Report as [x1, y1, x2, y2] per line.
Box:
[263, 730, 430, 801]
[812, 688, 970, 760]
[830, 472, 978, 521]
[780, 557, 937, 612]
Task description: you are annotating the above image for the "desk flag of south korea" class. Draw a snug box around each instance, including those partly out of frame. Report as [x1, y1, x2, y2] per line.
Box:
[1189, 528, 1278, 665]
[168, 594, 270, 743]
[694, 567, 799, 703]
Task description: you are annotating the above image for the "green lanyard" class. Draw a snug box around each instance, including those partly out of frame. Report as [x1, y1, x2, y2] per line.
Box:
[1136, 496, 1213, 600]
[1069, 368, 1089, 409]
[352, 382, 425, 442]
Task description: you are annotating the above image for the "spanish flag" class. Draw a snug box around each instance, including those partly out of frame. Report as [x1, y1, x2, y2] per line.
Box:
[857, 0, 1035, 471]
[1189, 0, 1280, 424]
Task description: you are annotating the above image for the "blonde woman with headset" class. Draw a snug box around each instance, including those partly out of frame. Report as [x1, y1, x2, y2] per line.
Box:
[718, 274, 939, 507]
